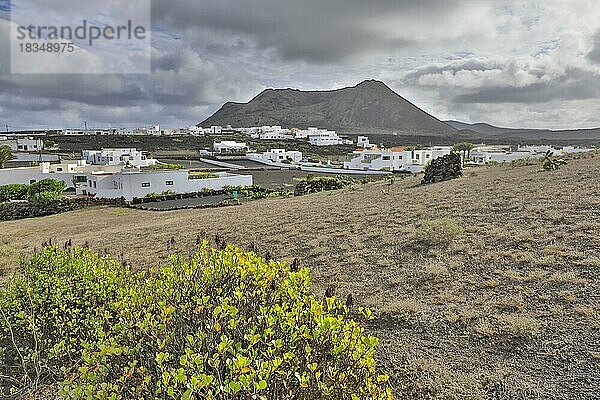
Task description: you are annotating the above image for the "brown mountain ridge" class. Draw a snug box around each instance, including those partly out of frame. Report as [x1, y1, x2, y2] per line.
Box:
[199, 80, 457, 135]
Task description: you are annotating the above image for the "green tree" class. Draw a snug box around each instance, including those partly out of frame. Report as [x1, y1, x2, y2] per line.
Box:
[27, 178, 66, 204]
[452, 142, 474, 162]
[0, 145, 14, 168]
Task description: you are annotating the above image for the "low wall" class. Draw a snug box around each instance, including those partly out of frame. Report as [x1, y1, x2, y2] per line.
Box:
[0, 198, 127, 221]
[198, 158, 246, 169]
[246, 155, 300, 169]
[301, 166, 391, 175]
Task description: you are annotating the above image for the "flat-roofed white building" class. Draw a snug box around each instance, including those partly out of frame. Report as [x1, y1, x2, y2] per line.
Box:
[82, 148, 157, 167]
[202, 126, 223, 134]
[308, 130, 344, 146]
[561, 146, 595, 154]
[0, 161, 253, 200]
[82, 169, 252, 200]
[213, 141, 248, 153]
[344, 146, 453, 173]
[2, 137, 44, 152]
[470, 145, 535, 164]
[357, 136, 376, 149]
[0, 160, 121, 189]
[249, 149, 303, 164]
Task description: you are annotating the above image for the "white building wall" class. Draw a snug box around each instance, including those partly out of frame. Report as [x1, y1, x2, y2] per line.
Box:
[87, 170, 253, 200]
[82, 148, 156, 167]
[0, 168, 83, 188]
[2, 138, 44, 152]
[213, 141, 248, 153]
[308, 131, 343, 146]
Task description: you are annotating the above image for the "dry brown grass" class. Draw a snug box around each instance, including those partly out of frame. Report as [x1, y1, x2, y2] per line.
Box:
[1, 153, 600, 398]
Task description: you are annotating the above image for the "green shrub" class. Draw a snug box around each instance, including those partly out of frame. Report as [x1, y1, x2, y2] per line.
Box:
[295, 176, 354, 196]
[1, 245, 393, 400]
[0, 184, 29, 202]
[413, 218, 462, 247]
[0, 247, 134, 396]
[189, 172, 219, 180]
[27, 179, 66, 204]
[151, 163, 186, 170]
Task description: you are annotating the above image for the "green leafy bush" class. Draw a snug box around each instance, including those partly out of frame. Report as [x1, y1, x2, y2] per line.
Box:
[0, 247, 134, 397]
[189, 172, 219, 180]
[151, 163, 186, 170]
[0, 184, 29, 202]
[27, 179, 66, 204]
[1, 245, 393, 400]
[294, 176, 354, 196]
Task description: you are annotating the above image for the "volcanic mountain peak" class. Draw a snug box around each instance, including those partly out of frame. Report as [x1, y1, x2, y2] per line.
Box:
[200, 80, 456, 135]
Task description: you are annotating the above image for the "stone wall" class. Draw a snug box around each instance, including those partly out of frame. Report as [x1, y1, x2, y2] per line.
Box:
[0, 198, 127, 221]
[421, 153, 462, 184]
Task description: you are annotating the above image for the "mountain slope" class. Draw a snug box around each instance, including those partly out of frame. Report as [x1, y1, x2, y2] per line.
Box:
[446, 120, 600, 141]
[200, 80, 456, 135]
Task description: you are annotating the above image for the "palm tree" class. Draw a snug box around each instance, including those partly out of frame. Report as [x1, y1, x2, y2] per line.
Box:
[452, 142, 474, 163]
[0, 145, 14, 168]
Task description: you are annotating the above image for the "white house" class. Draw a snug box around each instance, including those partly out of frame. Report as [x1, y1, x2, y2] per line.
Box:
[561, 146, 595, 154]
[357, 136, 376, 149]
[249, 149, 303, 164]
[295, 127, 319, 139]
[0, 160, 253, 200]
[2, 137, 44, 152]
[213, 141, 248, 153]
[82, 148, 157, 167]
[202, 126, 223, 135]
[161, 128, 190, 136]
[188, 126, 206, 136]
[470, 145, 536, 164]
[308, 130, 344, 146]
[0, 160, 122, 189]
[344, 146, 453, 173]
[81, 169, 252, 200]
[259, 132, 293, 140]
[518, 145, 559, 155]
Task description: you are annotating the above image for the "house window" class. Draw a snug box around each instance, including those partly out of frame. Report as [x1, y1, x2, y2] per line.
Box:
[56, 167, 63, 172]
[426, 154, 430, 158]
[75, 176, 87, 183]
[141, 182, 151, 188]
[382, 156, 391, 161]
[93, 181, 97, 188]
[165, 181, 174, 186]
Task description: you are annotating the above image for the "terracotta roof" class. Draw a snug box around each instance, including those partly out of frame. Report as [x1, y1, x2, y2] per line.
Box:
[390, 147, 405, 152]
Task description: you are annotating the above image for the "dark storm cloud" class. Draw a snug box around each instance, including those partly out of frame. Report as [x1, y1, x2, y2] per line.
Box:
[454, 69, 600, 104]
[0, 75, 149, 107]
[152, 0, 461, 63]
[588, 29, 600, 64]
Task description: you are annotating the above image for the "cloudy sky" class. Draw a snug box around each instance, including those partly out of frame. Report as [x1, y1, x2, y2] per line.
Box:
[1, 0, 600, 130]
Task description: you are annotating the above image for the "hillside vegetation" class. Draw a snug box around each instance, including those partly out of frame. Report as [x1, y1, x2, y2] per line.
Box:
[1, 245, 392, 399]
[1, 152, 599, 398]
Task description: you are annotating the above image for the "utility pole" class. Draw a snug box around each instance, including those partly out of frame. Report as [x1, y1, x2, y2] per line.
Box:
[84, 121, 87, 131]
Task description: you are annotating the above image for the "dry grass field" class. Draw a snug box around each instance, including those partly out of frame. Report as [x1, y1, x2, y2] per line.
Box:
[1, 153, 599, 399]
